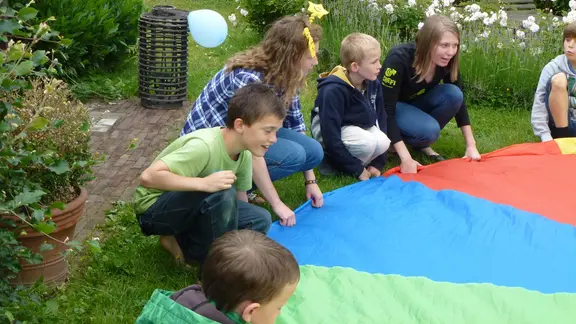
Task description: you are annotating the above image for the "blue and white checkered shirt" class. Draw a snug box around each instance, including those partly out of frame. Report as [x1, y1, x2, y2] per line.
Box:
[181, 67, 306, 136]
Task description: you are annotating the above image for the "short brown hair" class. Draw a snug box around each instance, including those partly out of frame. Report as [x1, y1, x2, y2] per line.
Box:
[340, 33, 380, 70]
[564, 23, 576, 40]
[201, 230, 300, 312]
[225, 83, 286, 129]
[414, 15, 460, 83]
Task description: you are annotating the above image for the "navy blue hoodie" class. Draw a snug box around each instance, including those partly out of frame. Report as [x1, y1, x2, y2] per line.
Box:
[312, 66, 388, 177]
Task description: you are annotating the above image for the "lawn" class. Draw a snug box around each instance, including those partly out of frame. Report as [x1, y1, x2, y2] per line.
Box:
[23, 0, 539, 322]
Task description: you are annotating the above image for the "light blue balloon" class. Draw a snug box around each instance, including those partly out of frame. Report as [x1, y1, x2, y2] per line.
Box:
[187, 9, 228, 48]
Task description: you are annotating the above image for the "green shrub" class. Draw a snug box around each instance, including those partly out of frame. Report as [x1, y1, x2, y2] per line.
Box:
[10, 0, 144, 78]
[240, 0, 308, 34]
[535, 0, 570, 14]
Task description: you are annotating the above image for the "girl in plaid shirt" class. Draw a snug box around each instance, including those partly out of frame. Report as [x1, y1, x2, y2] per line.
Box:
[181, 14, 325, 227]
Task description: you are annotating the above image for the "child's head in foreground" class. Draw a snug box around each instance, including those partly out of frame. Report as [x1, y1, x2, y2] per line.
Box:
[564, 23, 576, 59]
[226, 84, 286, 158]
[202, 230, 300, 324]
[340, 33, 382, 82]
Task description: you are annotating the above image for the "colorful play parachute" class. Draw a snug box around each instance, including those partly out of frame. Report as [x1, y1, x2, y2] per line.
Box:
[269, 139, 576, 323]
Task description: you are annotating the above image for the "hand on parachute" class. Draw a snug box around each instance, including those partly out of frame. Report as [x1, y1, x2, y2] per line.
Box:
[463, 146, 482, 161]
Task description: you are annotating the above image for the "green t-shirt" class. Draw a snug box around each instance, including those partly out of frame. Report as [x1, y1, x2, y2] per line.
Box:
[133, 127, 252, 215]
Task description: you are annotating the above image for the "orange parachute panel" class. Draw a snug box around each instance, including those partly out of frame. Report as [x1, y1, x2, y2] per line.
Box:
[384, 140, 575, 226]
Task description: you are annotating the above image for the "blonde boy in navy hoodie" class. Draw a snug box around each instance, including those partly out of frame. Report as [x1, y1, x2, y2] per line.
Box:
[311, 33, 390, 180]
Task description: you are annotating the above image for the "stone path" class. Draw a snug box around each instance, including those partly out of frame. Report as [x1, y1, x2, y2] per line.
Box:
[74, 99, 188, 240]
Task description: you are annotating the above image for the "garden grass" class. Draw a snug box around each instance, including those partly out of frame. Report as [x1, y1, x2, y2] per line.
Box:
[34, 0, 538, 322]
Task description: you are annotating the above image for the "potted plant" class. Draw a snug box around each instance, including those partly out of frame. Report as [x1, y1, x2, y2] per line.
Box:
[0, 2, 100, 292]
[4, 77, 98, 286]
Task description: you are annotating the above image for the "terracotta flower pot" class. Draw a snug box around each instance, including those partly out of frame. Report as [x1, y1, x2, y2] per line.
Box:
[10, 187, 88, 287]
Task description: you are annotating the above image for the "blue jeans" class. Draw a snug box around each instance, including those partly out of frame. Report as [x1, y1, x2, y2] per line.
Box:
[544, 78, 576, 136]
[396, 84, 463, 149]
[137, 187, 271, 265]
[264, 127, 324, 182]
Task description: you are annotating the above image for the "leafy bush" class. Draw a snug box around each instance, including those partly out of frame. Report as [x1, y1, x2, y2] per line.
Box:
[7, 78, 96, 204]
[10, 0, 144, 78]
[0, 2, 100, 322]
[535, 0, 570, 14]
[240, 0, 308, 34]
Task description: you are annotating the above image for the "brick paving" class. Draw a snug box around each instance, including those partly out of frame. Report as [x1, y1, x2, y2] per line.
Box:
[75, 99, 188, 240]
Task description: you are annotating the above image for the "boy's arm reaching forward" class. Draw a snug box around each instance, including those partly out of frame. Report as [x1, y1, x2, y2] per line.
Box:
[140, 161, 237, 193]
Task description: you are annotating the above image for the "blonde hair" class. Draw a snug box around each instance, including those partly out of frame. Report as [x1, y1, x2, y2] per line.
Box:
[413, 15, 460, 83]
[202, 230, 300, 313]
[225, 15, 322, 105]
[340, 33, 380, 70]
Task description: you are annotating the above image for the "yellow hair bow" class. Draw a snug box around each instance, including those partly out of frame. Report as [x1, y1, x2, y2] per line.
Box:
[303, 2, 329, 58]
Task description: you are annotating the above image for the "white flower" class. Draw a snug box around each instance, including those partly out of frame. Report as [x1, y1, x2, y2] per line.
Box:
[228, 13, 237, 26]
[529, 23, 540, 33]
[457, 22, 462, 30]
[519, 42, 526, 49]
[450, 11, 461, 21]
[367, 2, 379, 11]
[407, 0, 416, 7]
[480, 30, 490, 38]
[497, 42, 503, 49]
[516, 30, 525, 39]
[384, 3, 394, 14]
[498, 9, 508, 27]
[483, 13, 497, 26]
[442, 0, 451, 7]
[564, 11, 576, 24]
[240, 8, 248, 16]
[465, 4, 480, 13]
[418, 22, 424, 29]
[460, 44, 467, 52]
[531, 47, 543, 56]
[522, 16, 535, 29]
[570, 0, 576, 10]
[425, 5, 436, 17]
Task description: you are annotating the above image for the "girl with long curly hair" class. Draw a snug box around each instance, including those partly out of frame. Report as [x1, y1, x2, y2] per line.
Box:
[180, 14, 324, 227]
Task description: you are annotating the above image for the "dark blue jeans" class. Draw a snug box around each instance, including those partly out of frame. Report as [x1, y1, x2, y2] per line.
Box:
[137, 187, 272, 264]
[396, 83, 464, 149]
[263, 127, 324, 182]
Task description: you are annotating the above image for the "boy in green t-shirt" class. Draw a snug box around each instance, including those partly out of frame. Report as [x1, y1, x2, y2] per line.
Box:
[133, 84, 286, 266]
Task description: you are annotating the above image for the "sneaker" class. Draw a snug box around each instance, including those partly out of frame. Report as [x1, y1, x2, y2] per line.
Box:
[318, 160, 337, 176]
[247, 192, 266, 205]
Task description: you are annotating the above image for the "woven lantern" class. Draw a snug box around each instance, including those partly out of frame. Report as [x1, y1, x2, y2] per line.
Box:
[138, 6, 188, 109]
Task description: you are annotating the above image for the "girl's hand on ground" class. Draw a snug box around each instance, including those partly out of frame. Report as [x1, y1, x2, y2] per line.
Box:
[202, 170, 236, 192]
[273, 201, 296, 227]
[400, 159, 421, 174]
[306, 183, 324, 208]
[367, 166, 381, 178]
[358, 168, 371, 181]
[463, 146, 482, 161]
